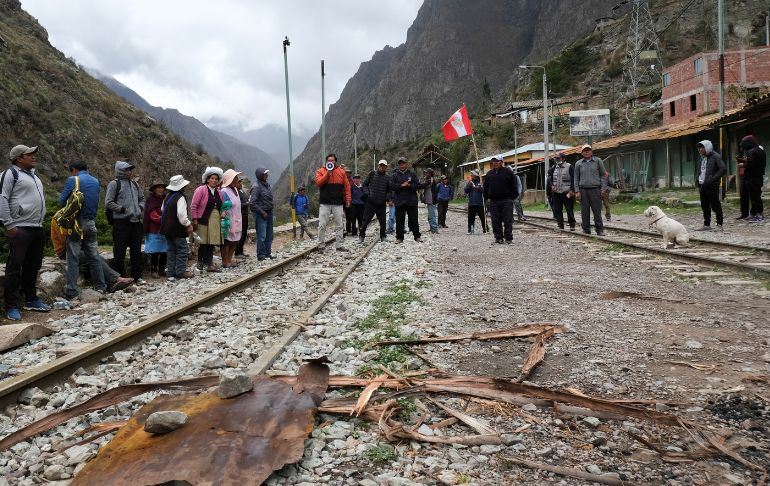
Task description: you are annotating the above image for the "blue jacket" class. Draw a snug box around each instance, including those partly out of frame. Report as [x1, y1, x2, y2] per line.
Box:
[351, 184, 365, 205]
[60, 170, 100, 220]
[464, 179, 484, 206]
[293, 193, 309, 215]
[437, 182, 453, 201]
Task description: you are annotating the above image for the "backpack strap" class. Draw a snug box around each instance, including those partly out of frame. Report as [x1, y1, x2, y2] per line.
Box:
[0, 166, 19, 198]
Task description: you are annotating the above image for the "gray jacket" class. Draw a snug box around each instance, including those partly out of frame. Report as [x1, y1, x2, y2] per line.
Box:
[0, 166, 46, 229]
[105, 161, 145, 223]
[575, 156, 608, 193]
[248, 168, 274, 214]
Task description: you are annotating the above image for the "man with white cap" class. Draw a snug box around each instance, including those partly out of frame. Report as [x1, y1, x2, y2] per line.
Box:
[105, 161, 146, 282]
[160, 175, 194, 279]
[359, 159, 391, 243]
[1, 144, 49, 320]
[574, 145, 607, 236]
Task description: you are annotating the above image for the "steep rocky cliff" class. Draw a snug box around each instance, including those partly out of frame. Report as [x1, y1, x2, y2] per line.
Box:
[0, 0, 217, 190]
[275, 0, 617, 201]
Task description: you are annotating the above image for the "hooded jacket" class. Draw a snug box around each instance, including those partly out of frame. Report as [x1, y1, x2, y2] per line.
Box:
[739, 137, 767, 178]
[464, 177, 484, 206]
[697, 140, 726, 187]
[363, 169, 391, 205]
[249, 168, 274, 214]
[105, 161, 145, 223]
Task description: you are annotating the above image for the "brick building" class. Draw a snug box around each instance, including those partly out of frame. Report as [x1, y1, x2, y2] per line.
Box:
[661, 47, 770, 126]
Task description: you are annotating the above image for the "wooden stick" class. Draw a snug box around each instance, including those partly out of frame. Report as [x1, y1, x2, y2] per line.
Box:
[502, 457, 635, 486]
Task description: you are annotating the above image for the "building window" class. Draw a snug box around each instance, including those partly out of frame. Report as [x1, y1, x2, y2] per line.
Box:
[694, 57, 704, 75]
[663, 72, 671, 86]
[670, 101, 676, 117]
[690, 94, 697, 111]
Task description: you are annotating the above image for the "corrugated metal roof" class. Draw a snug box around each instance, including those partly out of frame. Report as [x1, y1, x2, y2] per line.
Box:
[460, 143, 571, 167]
[709, 92, 770, 127]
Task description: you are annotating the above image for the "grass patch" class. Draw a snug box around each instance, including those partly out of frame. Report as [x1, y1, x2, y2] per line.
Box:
[363, 445, 397, 463]
[456, 474, 472, 484]
[395, 397, 417, 421]
[355, 281, 420, 330]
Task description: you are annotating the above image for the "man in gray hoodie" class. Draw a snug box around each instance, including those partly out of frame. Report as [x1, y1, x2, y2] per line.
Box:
[695, 140, 726, 231]
[248, 168, 274, 260]
[574, 145, 608, 236]
[0, 145, 50, 320]
[105, 161, 146, 282]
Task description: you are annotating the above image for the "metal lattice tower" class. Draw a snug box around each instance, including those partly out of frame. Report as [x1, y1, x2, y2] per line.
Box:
[623, 0, 662, 101]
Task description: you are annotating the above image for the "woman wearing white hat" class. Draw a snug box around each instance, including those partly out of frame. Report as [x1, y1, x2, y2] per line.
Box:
[160, 175, 194, 279]
[220, 168, 244, 268]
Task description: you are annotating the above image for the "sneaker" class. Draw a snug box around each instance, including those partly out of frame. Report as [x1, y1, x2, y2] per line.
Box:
[596, 231, 606, 237]
[135, 278, 147, 285]
[467, 230, 473, 235]
[414, 238, 423, 243]
[166, 276, 176, 282]
[207, 266, 222, 273]
[695, 225, 712, 231]
[359, 236, 365, 244]
[605, 214, 611, 222]
[336, 247, 349, 252]
[395, 239, 403, 244]
[582, 230, 591, 235]
[570, 227, 576, 232]
[380, 236, 386, 242]
[505, 240, 512, 244]
[110, 277, 134, 293]
[6, 308, 21, 321]
[179, 271, 194, 279]
[495, 238, 504, 244]
[715, 224, 724, 232]
[23, 299, 50, 312]
[748, 215, 764, 223]
[257, 256, 266, 261]
[736, 215, 749, 220]
[268, 254, 278, 259]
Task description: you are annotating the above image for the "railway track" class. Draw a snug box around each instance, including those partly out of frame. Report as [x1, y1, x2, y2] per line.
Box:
[0, 236, 377, 406]
[449, 207, 770, 276]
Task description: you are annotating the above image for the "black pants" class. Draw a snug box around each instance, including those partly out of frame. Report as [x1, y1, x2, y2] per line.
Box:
[467, 205, 487, 232]
[149, 253, 167, 275]
[552, 192, 576, 229]
[395, 205, 421, 241]
[198, 244, 215, 265]
[112, 220, 144, 279]
[359, 201, 387, 238]
[4, 227, 44, 309]
[579, 187, 603, 233]
[740, 177, 764, 217]
[350, 204, 364, 235]
[437, 200, 449, 227]
[488, 199, 513, 241]
[699, 183, 723, 227]
[236, 210, 248, 255]
[345, 206, 355, 235]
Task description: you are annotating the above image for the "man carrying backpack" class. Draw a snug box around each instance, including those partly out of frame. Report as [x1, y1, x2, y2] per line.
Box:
[60, 161, 105, 299]
[0, 145, 49, 321]
[105, 161, 146, 283]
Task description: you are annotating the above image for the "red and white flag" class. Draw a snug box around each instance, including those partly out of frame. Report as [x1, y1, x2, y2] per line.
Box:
[441, 105, 472, 142]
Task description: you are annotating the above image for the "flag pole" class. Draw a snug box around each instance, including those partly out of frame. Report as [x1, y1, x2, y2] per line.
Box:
[469, 130, 488, 233]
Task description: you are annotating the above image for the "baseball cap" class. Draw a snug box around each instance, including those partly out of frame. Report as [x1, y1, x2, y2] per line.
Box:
[378, 159, 388, 166]
[470, 169, 480, 177]
[8, 145, 38, 161]
[581, 144, 592, 151]
[490, 155, 502, 161]
[397, 156, 407, 163]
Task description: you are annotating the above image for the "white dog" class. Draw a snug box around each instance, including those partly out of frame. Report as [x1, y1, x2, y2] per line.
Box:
[644, 206, 689, 249]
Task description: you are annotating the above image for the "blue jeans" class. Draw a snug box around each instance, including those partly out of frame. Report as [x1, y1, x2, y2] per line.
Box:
[66, 219, 106, 297]
[165, 236, 189, 277]
[387, 205, 395, 233]
[426, 204, 438, 232]
[255, 210, 274, 258]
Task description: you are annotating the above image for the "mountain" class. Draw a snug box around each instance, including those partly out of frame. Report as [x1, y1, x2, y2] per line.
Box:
[273, 0, 618, 202]
[92, 72, 281, 179]
[210, 122, 313, 169]
[0, 0, 216, 189]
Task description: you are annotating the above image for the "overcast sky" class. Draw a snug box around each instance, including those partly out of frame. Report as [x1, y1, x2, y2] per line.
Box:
[22, 1, 422, 133]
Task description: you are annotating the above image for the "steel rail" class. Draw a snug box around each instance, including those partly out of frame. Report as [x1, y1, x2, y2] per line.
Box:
[447, 207, 770, 276]
[0, 237, 377, 404]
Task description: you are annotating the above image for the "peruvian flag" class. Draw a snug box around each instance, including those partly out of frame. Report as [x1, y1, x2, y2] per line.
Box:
[441, 104, 473, 142]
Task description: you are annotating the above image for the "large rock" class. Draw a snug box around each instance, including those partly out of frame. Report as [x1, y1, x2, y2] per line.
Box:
[218, 369, 254, 399]
[144, 411, 188, 434]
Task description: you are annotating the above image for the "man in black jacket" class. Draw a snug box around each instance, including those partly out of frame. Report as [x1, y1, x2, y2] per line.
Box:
[482, 156, 518, 244]
[695, 140, 726, 231]
[391, 157, 423, 243]
[359, 159, 391, 242]
[737, 135, 766, 223]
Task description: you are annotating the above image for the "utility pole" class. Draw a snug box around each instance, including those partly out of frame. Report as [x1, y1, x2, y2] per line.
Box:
[321, 60, 326, 162]
[766, 11, 769, 46]
[623, 0, 662, 103]
[519, 65, 550, 207]
[282, 36, 296, 238]
[718, 0, 725, 118]
[353, 122, 358, 174]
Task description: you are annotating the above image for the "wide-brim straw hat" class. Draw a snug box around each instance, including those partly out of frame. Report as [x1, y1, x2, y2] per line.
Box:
[221, 168, 243, 187]
[167, 175, 190, 191]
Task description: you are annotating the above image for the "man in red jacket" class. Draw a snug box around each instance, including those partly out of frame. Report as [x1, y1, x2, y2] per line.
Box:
[315, 154, 351, 253]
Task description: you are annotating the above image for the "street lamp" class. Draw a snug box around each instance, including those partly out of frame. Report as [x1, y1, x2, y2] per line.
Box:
[519, 65, 550, 208]
[283, 36, 296, 238]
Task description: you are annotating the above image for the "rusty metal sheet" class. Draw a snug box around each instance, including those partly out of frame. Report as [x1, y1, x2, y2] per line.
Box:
[0, 323, 53, 352]
[73, 362, 329, 486]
